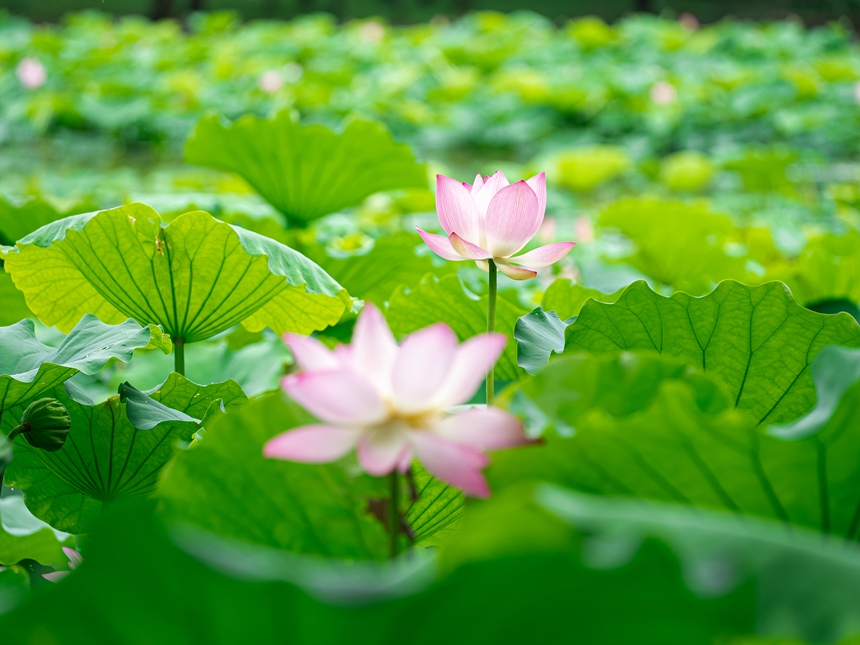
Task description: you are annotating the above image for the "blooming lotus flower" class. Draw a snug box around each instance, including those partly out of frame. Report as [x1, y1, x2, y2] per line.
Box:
[416, 172, 575, 281]
[43, 547, 82, 582]
[16, 58, 46, 90]
[264, 304, 527, 497]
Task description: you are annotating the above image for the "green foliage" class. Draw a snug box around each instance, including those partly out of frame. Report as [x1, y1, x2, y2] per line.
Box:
[0, 274, 32, 327]
[3, 375, 246, 534]
[598, 199, 752, 294]
[514, 307, 572, 374]
[552, 146, 630, 192]
[300, 233, 453, 305]
[2, 204, 351, 342]
[565, 280, 860, 424]
[0, 315, 169, 414]
[0, 196, 95, 247]
[540, 278, 622, 320]
[659, 151, 715, 192]
[185, 113, 427, 227]
[493, 343, 860, 537]
[0, 496, 69, 567]
[386, 274, 526, 383]
[158, 393, 392, 559]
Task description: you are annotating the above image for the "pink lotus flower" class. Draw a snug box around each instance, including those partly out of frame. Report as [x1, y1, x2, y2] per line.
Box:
[417, 172, 575, 281]
[651, 81, 677, 104]
[264, 304, 527, 497]
[16, 57, 46, 90]
[42, 547, 82, 582]
[259, 70, 284, 94]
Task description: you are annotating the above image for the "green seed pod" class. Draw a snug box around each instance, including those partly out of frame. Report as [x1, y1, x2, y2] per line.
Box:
[8, 398, 71, 453]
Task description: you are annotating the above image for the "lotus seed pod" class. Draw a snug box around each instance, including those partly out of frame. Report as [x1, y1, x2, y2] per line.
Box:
[9, 398, 71, 452]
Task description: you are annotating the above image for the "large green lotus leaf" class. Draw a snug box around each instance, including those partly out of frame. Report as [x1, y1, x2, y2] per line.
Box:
[492, 348, 860, 538]
[0, 196, 97, 247]
[0, 315, 170, 414]
[386, 274, 526, 382]
[185, 112, 427, 226]
[444, 485, 860, 643]
[2, 375, 247, 534]
[0, 496, 70, 567]
[565, 280, 860, 425]
[157, 393, 391, 560]
[2, 204, 351, 342]
[541, 277, 621, 320]
[0, 434, 9, 486]
[0, 499, 761, 645]
[598, 198, 754, 294]
[0, 273, 31, 327]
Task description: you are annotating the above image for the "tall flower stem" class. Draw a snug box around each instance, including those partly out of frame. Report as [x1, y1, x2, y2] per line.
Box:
[486, 259, 497, 405]
[388, 470, 400, 560]
[174, 338, 186, 376]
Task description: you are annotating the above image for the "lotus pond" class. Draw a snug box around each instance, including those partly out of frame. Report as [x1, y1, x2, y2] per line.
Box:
[1, 8, 860, 644]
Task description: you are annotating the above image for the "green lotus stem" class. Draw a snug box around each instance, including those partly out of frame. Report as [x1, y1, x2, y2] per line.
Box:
[174, 338, 186, 376]
[487, 259, 497, 405]
[6, 424, 26, 443]
[388, 470, 399, 560]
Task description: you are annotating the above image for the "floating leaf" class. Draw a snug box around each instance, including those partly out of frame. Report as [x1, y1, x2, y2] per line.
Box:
[2, 204, 351, 342]
[3, 375, 247, 534]
[0, 496, 69, 567]
[0, 315, 169, 414]
[158, 393, 390, 559]
[491, 349, 860, 538]
[185, 112, 427, 227]
[515, 307, 573, 374]
[565, 280, 860, 425]
[386, 274, 526, 382]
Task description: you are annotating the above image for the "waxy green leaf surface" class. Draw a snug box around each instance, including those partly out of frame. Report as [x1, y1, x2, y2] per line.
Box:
[564, 280, 860, 425]
[186, 113, 427, 226]
[3, 375, 246, 533]
[0, 315, 169, 414]
[2, 205, 351, 342]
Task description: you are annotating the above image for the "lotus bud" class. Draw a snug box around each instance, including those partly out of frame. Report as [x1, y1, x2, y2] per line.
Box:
[7, 398, 71, 452]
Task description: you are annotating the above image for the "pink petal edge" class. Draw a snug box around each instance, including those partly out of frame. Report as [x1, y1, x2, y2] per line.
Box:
[416, 227, 466, 261]
[264, 425, 360, 463]
[508, 242, 575, 268]
[449, 233, 493, 260]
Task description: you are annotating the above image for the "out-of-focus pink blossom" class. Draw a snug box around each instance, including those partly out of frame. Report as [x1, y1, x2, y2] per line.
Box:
[574, 216, 595, 244]
[417, 172, 575, 281]
[42, 547, 82, 582]
[538, 216, 556, 244]
[651, 81, 677, 104]
[259, 70, 284, 94]
[264, 304, 528, 498]
[679, 12, 700, 31]
[360, 21, 385, 43]
[16, 57, 46, 90]
[853, 81, 860, 105]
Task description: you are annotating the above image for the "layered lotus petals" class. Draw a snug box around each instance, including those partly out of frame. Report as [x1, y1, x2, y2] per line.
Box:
[417, 171, 575, 280]
[43, 547, 82, 582]
[264, 303, 528, 497]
